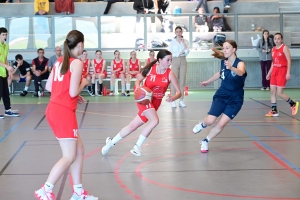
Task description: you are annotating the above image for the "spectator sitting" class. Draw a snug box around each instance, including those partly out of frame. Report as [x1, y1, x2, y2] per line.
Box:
[194, 7, 209, 32]
[209, 7, 231, 32]
[48, 46, 62, 73]
[34, 0, 49, 15]
[32, 48, 49, 97]
[7, 54, 32, 96]
[55, 0, 74, 15]
[133, 0, 156, 33]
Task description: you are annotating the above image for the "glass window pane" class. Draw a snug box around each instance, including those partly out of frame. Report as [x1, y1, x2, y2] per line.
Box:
[54, 17, 73, 47]
[33, 16, 52, 49]
[0, 18, 5, 27]
[75, 17, 98, 48]
[8, 17, 30, 50]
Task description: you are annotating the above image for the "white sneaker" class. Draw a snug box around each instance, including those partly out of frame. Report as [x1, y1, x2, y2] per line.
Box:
[130, 144, 142, 156]
[200, 139, 209, 153]
[179, 101, 186, 108]
[265, 87, 270, 90]
[101, 137, 113, 155]
[109, 92, 114, 96]
[70, 190, 98, 200]
[171, 101, 176, 108]
[224, 5, 230, 9]
[34, 186, 56, 200]
[193, 121, 207, 134]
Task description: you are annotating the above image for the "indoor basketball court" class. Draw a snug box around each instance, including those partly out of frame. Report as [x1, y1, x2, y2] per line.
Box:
[0, 90, 299, 199]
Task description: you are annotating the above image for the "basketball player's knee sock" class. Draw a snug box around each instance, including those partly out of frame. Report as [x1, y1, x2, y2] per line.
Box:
[88, 85, 91, 91]
[73, 184, 83, 195]
[202, 121, 207, 128]
[99, 83, 103, 93]
[92, 84, 95, 93]
[136, 135, 146, 147]
[111, 133, 122, 146]
[126, 83, 130, 91]
[8, 87, 11, 93]
[206, 136, 211, 142]
[110, 86, 114, 92]
[121, 86, 125, 93]
[271, 103, 277, 111]
[44, 182, 54, 192]
[286, 98, 296, 107]
[24, 86, 29, 91]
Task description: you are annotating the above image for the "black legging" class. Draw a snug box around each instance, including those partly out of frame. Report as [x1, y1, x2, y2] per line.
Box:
[104, 0, 120, 14]
[0, 75, 11, 110]
[33, 73, 49, 92]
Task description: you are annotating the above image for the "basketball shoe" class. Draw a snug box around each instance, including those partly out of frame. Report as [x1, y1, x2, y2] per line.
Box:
[101, 137, 113, 155]
[291, 101, 299, 116]
[265, 110, 279, 117]
[200, 139, 209, 153]
[179, 101, 186, 108]
[193, 121, 207, 134]
[34, 185, 56, 200]
[171, 101, 176, 108]
[130, 144, 142, 156]
[70, 190, 98, 200]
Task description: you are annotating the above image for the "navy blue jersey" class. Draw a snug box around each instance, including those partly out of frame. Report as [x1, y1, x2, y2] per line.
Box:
[219, 58, 247, 91]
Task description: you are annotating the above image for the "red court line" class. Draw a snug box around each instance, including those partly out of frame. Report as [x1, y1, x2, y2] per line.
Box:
[253, 141, 300, 178]
[135, 150, 300, 199]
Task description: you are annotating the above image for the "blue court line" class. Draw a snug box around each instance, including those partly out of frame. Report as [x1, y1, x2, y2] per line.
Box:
[0, 106, 36, 143]
[276, 125, 300, 140]
[231, 122, 300, 174]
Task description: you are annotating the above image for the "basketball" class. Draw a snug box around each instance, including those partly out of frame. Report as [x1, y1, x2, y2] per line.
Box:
[134, 86, 153, 105]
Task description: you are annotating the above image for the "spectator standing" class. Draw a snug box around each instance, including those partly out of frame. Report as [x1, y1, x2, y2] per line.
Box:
[55, 0, 74, 15]
[256, 30, 273, 90]
[32, 48, 49, 97]
[0, 27, 20, 118]
[34, 0, 49, 15]
[48, 46, 62, 73]
[7, 54, 32, 96]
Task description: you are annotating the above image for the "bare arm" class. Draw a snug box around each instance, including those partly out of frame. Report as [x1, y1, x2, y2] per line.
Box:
[201, 71, 220, 86]
[266, 62, 273, 80]
[101, 60, 106, 73]
[167, 71, 181, 102]
[225, 60, 246, 76]
[69, 59, 87, 97]
[284, 46, 291, 80]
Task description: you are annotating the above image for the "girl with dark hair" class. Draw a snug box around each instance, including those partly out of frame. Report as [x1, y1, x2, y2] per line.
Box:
[193, 40, 247, 153]
[169, 26, 190, 108]
[144, 50, 156, 66]
[256, 30, 273, 90]
[110, 50, 126, 96]
[265, 33, 299, 117]
[92, 50, 107, 96]
[34, 30, 98, 200]
[101, 50, 181, 157]
[125, 51, 141, 96]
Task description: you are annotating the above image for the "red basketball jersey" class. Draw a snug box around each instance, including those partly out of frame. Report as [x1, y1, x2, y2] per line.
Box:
[272, 44, 288, 68]
[129, 59, 140, 71]
[94, 59, 104, 73]
[144, 65, 171, 100]
[50, 56, 79, 111]
[81, 58, 89, 75]
[113, 59, 123, 71]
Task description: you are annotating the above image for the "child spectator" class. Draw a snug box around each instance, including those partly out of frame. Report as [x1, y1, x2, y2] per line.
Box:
[194, 7, 209, 32]
[125, 51, 140, 96]
[7, 54, 32, 96]
[34, 0, 49, 15]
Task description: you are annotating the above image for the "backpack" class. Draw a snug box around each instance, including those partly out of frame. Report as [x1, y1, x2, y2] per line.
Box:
[173, 6, 182, 15]
[213, 33, 226, 47]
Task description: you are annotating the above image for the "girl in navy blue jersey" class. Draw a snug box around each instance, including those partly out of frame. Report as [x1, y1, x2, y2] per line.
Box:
[193, 40, 247, 153]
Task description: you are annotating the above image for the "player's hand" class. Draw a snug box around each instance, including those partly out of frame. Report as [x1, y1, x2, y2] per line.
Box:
[200, 81, 209, 86]
[266, 74, 270, 80]
[78, 95, 86, 104]
[286, 73, 291, 80]
[166, 94, 173, 102]
[224, 60, 232, 70]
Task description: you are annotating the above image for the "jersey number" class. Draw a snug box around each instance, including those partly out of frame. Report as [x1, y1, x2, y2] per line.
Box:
[221, 71, 225, 80]
[54, 62, 64, 82]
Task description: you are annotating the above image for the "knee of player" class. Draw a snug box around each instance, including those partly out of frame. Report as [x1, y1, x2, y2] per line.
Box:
[149, 117, 159, 127]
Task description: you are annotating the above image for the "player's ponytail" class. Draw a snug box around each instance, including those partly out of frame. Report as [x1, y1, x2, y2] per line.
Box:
[61, 30, 84, 75]
[141, 49, 172, 77]
[141, 60, 157, 77]
[211, 40, 237, 60]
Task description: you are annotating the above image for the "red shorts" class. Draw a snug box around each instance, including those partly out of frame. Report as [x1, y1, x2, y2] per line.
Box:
[270, 66, 287, 87]
[129, 73, 140, 78]
[112, 72, 124, 78]
[46, 102, 78, 140]
[95, 70, 107, 79]
[82, 73, 87, 79]
[137, 98, 162, 123]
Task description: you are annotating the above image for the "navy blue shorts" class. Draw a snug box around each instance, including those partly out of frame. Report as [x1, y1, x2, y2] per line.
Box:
[19, 77, 26, 83]
[208, 100, 243, 120]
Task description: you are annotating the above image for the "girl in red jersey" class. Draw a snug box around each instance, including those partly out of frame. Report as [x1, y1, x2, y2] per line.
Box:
[265, 33, 299, 117]
[92, 50, 107, 96]
[144, 50, 156, 67]
[101, 50, 181, 156]
[81, 50, 94, 96]
[110, 50, 126, 96]
[125, 51, 141, 96]
[34, 30, 98, 200]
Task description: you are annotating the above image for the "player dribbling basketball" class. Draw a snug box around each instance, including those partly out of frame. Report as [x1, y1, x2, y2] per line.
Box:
[101, 49, 181, 156]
